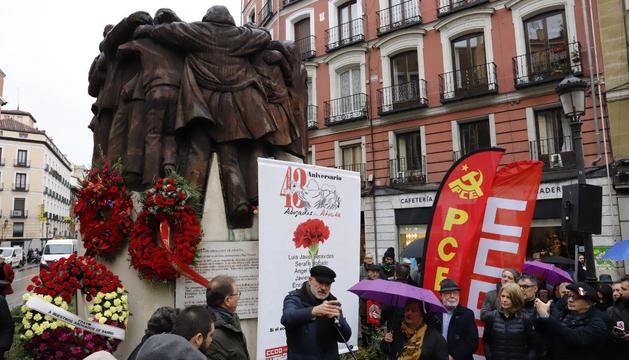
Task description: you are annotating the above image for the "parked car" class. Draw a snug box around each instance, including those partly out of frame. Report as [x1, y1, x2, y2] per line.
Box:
[0, 247, 24, 268]
[40, 239, 77, 269]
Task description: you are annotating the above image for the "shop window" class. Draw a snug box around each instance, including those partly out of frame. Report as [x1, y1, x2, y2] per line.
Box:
[527, 225, 576, 264]
[460, 119, 490, 155]
[398, 224, 427, 256]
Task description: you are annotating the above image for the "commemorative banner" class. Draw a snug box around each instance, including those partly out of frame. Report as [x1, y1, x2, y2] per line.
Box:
[422, 148, 505, 291]
[257, 158, 361, 360]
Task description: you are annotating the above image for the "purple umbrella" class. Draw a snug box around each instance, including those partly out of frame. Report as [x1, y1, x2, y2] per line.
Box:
[348, 279, 446, 313]
[523, 260, 573, 286]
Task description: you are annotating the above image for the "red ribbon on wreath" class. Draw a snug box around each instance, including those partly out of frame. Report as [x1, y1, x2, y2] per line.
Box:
[159, 220, 209, 288]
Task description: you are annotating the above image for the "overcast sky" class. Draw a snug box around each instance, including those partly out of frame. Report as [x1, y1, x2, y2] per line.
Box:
[0, 0, 241, 167]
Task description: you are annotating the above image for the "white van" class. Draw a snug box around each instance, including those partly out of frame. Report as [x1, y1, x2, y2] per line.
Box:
[40, 239, 77, 269]
[0, 247, 24, 268]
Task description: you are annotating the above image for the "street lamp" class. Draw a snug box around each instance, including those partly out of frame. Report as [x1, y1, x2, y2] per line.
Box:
[556, 75, 596, 284]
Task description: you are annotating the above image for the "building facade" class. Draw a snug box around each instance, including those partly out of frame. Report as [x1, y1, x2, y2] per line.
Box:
[598, 0, 629, 275]
[0, 110, 73, 246]
[244, 0, 623, 278]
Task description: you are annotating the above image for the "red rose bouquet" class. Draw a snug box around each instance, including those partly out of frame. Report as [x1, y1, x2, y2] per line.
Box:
[74, 162, 132, 257]
[293, 219, 331, 267]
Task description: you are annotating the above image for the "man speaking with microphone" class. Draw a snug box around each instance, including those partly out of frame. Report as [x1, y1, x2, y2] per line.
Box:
[281, 265, 352, 359]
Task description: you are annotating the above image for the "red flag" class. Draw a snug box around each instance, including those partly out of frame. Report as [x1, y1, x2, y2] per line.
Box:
[422, 149, 504, 292]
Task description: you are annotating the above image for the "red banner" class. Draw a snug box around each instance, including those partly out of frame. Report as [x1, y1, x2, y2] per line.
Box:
[463, 160, 543, 321]
[422, 149, 504, 292]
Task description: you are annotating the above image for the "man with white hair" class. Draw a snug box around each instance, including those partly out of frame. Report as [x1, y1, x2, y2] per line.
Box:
[434, 278, 478, 360]
[360, 253, 375, 280]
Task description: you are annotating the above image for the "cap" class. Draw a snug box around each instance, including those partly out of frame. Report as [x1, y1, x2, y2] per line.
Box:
[439, 278, 461, 292]
[365, 264, 381, 272]
[310, 265, 336, 284]
[566, 282, 598, 303]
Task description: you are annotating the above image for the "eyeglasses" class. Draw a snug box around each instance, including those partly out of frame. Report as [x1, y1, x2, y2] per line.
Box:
[519, 284, 535, 289]
[229, 291, 242, 298]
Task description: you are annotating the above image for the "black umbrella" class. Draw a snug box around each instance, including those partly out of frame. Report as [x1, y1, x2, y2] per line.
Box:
[540, 256, 574, 266]
[400, 238, 425, 259]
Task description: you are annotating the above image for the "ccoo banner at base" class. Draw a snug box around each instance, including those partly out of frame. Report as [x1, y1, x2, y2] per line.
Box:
[257, 158, 361, 360]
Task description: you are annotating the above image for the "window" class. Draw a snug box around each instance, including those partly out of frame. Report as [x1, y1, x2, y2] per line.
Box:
[13, 198, 25, 218]
[534, 108, 574, 169]
[15, 173, 26, 189]
[398, 224, 427, 255]
[336, 0, 361, 46]
[396, 132, 423, 172]
[341, 143, 362, 172]
[452, 33, 487, 92]
[17, 150, 27, 166]
[525, 11, 569, 77]
[12, 223, 24, 237]
[390, 51, 420, 104]
[460, 119, 490, 154]
[339, 67, 361, 98]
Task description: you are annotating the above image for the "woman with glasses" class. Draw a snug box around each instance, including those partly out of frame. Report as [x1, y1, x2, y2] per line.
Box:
[482, 283, 537, 360]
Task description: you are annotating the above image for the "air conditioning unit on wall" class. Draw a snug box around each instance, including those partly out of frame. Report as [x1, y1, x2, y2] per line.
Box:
[550, 153, 563, 168]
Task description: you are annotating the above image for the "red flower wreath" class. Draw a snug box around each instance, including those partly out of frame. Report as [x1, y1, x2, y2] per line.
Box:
[20, 254, 128, 359]
[75, 163, 133, 257]
[128, 176, 202, 282]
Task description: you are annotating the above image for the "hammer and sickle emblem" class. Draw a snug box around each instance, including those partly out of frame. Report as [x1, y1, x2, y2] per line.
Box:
[448, 170, 484, 199]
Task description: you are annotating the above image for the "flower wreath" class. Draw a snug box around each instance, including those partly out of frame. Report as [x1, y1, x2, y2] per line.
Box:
[75, 162, 133, 257]
[19, 254, 128, 359]
[128, 176, 202, 282]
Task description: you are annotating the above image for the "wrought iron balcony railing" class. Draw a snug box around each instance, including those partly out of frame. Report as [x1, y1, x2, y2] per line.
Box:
[258, 1, 274, 26]
[324, 93, 368, 126]
[14, 159, 30, 168]
[529, 137, 576, 170]
[390, 156, 427, 185]
[437, 0, 489, 17]
[307, 105, 318, 129]
[12, 183, 29, 192]
[337, 163, 366, 179]
[439, 62, 498, 102]
[295, 35, 316, 60]
[513, 42, 582, 88]
[325, 18, 365, 52]
[378, 79, 428, 115]
[377, 0, 422, 35]
[282, 0, 304, 8]
[11, 209, 28, 218]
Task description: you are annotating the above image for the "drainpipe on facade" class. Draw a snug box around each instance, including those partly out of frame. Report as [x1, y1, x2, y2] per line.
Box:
[581, 0, 602, 167]
[587, 0, 614, 216]
[362, 0, 379, 260]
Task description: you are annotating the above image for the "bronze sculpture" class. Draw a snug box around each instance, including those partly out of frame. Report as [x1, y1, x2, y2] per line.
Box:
[87, 6, 308, 228]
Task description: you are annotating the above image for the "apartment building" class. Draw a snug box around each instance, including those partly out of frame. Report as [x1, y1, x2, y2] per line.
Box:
[0, 110, 73, 246]
[244, 0, 621, 276]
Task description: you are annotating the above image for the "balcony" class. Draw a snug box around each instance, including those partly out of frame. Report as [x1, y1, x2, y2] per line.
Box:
[324, 93, 368, 126]
[258, 1, 274, 27]
[325, 18, 365, 52]
[437, 0, 489, 17]
[513, 42, 582, 88]
[530, 137, 576, 171]
[11, 209, 28, 219]
[377, 0, 422, 36]
[307, 105, 318, 130]
[12, 183, 29, 192]
[14, 159, 30, 168]
[439, 62, 498, 103]
[337, 162, 366, 180]
[378, 79, 428, 115]
[282, 0, 304, 8]
[295, 36, 316, 60]
[390, 156, 427, 185]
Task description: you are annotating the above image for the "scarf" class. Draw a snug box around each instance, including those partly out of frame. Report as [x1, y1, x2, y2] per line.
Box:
[397, 323, 427, 360]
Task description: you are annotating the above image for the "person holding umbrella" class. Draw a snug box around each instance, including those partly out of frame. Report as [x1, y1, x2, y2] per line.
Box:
[382, 299, 448, 360]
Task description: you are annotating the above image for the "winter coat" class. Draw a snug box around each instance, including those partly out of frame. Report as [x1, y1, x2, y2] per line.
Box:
[606, 299, 629, 360]
[128, 334, 151, 360]
[480, 284, 500, 322]
[433, 305, 479, 360]
[280, 282, 352, 360]
[206, 307, 250, 360]
[136, 333, 206, 360]
[0, 263, 14, 296]
[482, 310, 536, 360]
[381, 324, 448, 360]
[536, 306, 610, 360]
[0, 295, 13, 355]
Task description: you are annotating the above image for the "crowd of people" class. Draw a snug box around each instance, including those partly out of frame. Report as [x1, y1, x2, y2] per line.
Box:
[355, 248, 629, 360]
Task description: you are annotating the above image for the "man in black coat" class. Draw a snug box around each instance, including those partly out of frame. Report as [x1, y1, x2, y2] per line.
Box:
[534, 282, 610, 360]
[0, 295, 12, 358]
[433, 279, 478, 360]
[281, 266, 351, 360]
